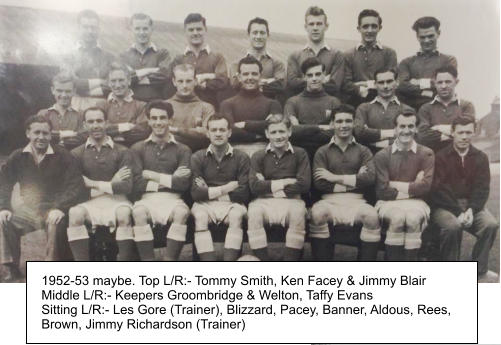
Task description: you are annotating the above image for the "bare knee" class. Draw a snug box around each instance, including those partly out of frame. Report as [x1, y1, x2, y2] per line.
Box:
[358, 205, 380, 229]
[192, 209, 209, 229]
[115, 207, 132, 227]
[386, 209, 406, 232]
[69, 206, 87, 226]
[172, 204, 190, 224]
[405, 213, 423, 232]
[132, 206, 149, 226]
[227, 207, 245, 228]
[310, 203, 330, 225]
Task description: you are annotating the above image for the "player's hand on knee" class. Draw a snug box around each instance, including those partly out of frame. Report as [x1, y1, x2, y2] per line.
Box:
[0, 210, 13, 226]
[47, 209, 65, 225]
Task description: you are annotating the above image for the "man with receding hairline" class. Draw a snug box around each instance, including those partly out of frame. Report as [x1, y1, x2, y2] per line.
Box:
[286, 6, 344, 98]
[120, 13, 171, 102]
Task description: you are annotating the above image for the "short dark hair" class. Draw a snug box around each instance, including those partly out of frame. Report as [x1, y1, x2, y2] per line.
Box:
[452, 115, 476, 131]
[130, 13, 153, 27]
[266, 113, 291, 129]
[393, 108, 419, 127]
[358, 9, 382, 26]
[206, 113, 232, 129]
[247, 17, 269, 35]
[25, 115, 52, 131]
[238, 56, 263, 74]
[301, 57, 325, 75]
[330, 104, 355, 122]
[433, 65, 458, 79]
[374, 67, 398, 81]
[77, 9, 99, 24]
[83, 106, 107, 121]
[412, 16, 440, 32]
[52, 71, 75, 86]
[145, 100, 173, 119]
[184, 13, 206, 28]
[305, 6, 327, 23]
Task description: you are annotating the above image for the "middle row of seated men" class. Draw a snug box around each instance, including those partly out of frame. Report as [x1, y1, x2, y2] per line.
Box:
[1, 94, 495, 273]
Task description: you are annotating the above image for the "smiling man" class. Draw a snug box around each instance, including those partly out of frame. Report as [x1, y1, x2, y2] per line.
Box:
[354, 68, 414, 152]
[221, 56, 282, 143]
[286, 6, 344, 98]
[430, 116, 498, 282]
[417, 65, 475, 152]
[373, 109, 434, 261]
[397, 17, 457, 110]
[229, 17, 285, 100]
[68, 107, 136, 261]
[190, 114, 250, 261]
[37, 72, 85, 150]
[248, 114, 311, 261]
[168, 13, 228, 109]
[131, 101, 191, 261]
[0, 115, 85, 281]
[343, 9, 397, 107]
[120, 13, 171, 102]
[96, 62, 149, 146]
[310, 104, 379, 261]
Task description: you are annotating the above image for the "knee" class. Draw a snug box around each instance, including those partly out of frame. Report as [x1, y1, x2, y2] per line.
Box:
[310, 204, 329, 225]
[192, 209, 209, 226]
[172, 205, 190, 224]
[228, 208, 245, 227]
[69, 207, 86, 226]
[115, 207, 132, 227]
[288, 203, 306, 223]
[358, 205, 380, 229]
[248, 205, 265, 224]
[387, 209, 406, 231]
[132, 206, 149, 225]
[405, 213, 423, 232]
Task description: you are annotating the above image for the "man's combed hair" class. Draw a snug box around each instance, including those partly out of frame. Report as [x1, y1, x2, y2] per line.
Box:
[77, 9, 99, 24]
[358, 9, 382, 26]
[412, 16, 440, 32]
[393, 108, 419, 127]
[300, 57, 325, 75]
[330, 104, 356, 122]
[247, 17, 269, 35]
[433, 65, 458, 79]
[373, 67, 398, 80]
[266, 113, 292, 129]
[172, 63, 196, 77]
[52, 71, 75, 86]
[130, 13, 153, 26]
[238, 56, 263, 73]
[24, 114, 52, 131]
[206, 113, 233, 129]
[184, 13, 206, 28]
[452, 115, 476, 131]
[83, 106, 107, 121]
[145, 100, 174, 119]
[305, 6, 327, 22]
[108, 61, 131, 78]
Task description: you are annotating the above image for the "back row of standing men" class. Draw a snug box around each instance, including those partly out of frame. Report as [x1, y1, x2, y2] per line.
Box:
[0, 6, 497, 282]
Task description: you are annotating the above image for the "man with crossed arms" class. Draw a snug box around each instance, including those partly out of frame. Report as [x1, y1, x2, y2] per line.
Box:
[190, 114, 250, 261]
[131, 101, 191, 261]
[248, 114, 311, 261]
[310, 104, 380, 261]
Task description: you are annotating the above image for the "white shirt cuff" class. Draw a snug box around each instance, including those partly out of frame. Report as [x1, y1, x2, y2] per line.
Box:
[217, 195, 231, 202]
[118, 123, 129, 133]
[146, 181, 159, 192]
[138, 76, 151, 85]
[59, 130, 76, 138]
[271, 180, 285, 193]
[98, 181, 113, 195]
[90, 188, 105, 198]
[366, 80, 375, 89]
[272, 190, 287, 198]
[342, 175, 356, 187]
[208, 186, 223, 200]
[333, 184, 347, 193]
[159, 174, 172, 188]
[390, 181, 410, 194]
[380, 130, 394, 140]
[419, 78, 431, 89]
[396, 192, 410, 200]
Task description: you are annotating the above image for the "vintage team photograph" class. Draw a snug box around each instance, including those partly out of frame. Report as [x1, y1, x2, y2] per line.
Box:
[0, 0, 499, 283]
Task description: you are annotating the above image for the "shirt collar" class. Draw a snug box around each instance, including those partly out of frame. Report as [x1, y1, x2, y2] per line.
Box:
[430, 94, 459, 106]
[48, 104, 77, 114]
[23, 144, 55, 156]
[145, 134, 177, 144]
[246, 50, 272, 60]
[206, 143, 234, 156]
[131, 42, 158, 53]
[303, 43, 331, 53]
[453, 145, 470, 158]
[417, 49, 439, 56]
[184, 45, 211, 56]
[370, 95, 401, 106]
[265, 142, 294, 154]
[108, 89, 134, 103]
[356, 41, 383, 50]
[329, 136, 357, 147]
[391, 140, 417, 154]
[85, 136, 114, 149]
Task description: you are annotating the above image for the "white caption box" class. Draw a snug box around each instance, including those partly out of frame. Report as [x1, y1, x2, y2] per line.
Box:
[26, 262, 477, 344]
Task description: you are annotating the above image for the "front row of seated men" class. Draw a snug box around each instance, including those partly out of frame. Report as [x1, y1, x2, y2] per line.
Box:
[0, 99, 497, 281]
